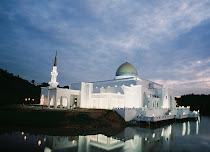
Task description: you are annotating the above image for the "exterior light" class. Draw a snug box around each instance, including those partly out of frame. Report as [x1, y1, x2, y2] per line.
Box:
[21, 132, 24, 135]
[28, 98, 30, 100]
[72, 140, 75, 144]
[32, 99, 34, 101]
[38, 140, 41, 146]
[145, 138, 147, 141]
[152, 133, 155, 138]
[198, 110, 200, 113]
[25, 98, 27, 101]
[152, 114, 155, 117]
[24, 136, 27, 141]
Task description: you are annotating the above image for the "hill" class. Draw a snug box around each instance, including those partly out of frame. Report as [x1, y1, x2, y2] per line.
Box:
[0, 69, 40, 105]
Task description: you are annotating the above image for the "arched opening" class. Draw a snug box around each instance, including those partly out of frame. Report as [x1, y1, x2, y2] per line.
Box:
[40, 95, 44, 105]
[74, 98, 77, 106]
[50, 95, 54, 106]
[60, 96, 68, 108]
[57, 98, 61, 108]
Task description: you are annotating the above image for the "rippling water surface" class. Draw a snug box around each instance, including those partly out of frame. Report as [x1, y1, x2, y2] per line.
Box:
[0, 116, 210, 152]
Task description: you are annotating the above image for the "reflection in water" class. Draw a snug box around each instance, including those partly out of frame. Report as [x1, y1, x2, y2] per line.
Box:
[38, 140, 41, 146]
[187, 121, 190, 135]
[1, 116, 208, 152]
[24, 135, 27, 141]
[182, 122, 186, 136]
[196, 120, 199, 135]
[42, 118, 201, 152]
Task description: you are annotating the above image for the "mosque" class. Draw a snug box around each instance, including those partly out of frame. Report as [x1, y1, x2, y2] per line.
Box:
[40, 52, 199, 122]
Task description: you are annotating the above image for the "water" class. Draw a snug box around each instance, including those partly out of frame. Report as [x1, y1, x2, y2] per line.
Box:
[0, 116, 210, 152]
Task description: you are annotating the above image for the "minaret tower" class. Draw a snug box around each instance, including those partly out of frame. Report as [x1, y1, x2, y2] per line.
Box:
[49, 51, 59, 88]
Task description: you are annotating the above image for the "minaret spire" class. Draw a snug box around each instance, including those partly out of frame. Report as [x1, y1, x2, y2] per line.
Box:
[49, 50, 59, 88]
[54, 50, 57, 66]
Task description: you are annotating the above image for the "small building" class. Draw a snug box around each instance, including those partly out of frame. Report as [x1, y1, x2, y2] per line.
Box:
[40, 52, 199, 122]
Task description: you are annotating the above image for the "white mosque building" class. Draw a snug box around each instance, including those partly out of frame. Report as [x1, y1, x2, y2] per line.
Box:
[40, 52, 199, 122]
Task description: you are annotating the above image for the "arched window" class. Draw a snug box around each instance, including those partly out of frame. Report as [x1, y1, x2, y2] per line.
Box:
[153, 102, 155, 107]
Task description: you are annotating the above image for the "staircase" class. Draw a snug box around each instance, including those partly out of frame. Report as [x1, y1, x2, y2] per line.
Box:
[165, 109, 171, 115]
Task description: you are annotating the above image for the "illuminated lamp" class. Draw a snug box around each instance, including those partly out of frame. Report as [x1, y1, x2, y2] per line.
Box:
[38, 140, 41, 146]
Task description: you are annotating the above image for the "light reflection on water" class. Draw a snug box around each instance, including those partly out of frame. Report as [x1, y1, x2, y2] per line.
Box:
[0, 116, 210, 152]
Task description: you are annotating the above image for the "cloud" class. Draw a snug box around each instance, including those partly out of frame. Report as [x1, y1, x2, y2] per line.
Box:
[86, 0, 210, 50]
[0, 0, 210, 95]
[151, 57, 210, 95]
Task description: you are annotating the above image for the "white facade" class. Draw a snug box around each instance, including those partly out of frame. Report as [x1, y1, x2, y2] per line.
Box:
[40, 55, 199, 121]
[69, 75, 177, 112]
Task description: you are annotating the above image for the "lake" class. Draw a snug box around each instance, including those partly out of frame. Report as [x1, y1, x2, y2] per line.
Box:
[0, 116, 210, 152]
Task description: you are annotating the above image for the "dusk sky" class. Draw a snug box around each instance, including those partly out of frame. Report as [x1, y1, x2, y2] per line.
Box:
[0, 0, 210, 96]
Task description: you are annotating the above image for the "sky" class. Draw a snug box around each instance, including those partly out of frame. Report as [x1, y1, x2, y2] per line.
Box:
[0, 0, 210, 96]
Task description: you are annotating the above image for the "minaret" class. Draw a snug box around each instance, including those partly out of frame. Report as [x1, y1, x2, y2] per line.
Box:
[49, 51, 59, 88]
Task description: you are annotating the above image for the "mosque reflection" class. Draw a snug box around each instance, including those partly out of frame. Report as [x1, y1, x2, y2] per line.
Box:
[44, 118, 200, 152]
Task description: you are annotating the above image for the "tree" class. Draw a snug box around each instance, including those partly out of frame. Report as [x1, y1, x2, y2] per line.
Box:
[31, 80, 35, 85]
[39, 82, 49, 87]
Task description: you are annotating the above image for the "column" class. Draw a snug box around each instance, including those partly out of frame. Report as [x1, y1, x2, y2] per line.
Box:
[67, 95, 71, 109]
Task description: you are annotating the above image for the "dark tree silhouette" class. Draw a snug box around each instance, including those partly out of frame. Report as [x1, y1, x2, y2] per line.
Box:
[38, 82, 49, 87]
[0, 68, 40, 105]
[176, 94, 210, 116]
[31, 80, 35, 85]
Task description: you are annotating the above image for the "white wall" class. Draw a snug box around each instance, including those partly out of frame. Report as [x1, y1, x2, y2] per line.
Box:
[80, 82, 93, 108]
[122, 85, 142, 108]
[163, 88, 175, 109]
[91, 93, 125, 109]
